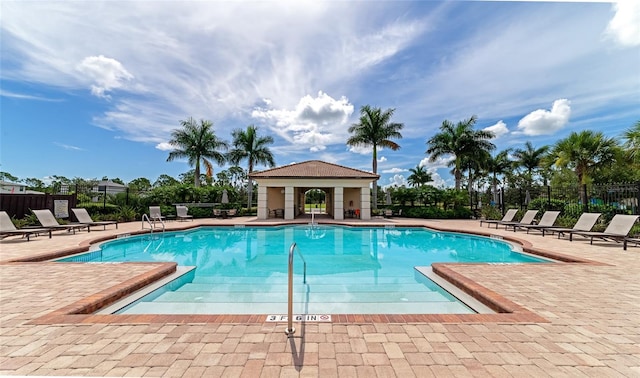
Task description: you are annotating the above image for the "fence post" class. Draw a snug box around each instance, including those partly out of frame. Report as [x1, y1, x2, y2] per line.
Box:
[103, 186, 107, 209]
[636, 181, 640, 215]
[547, 185, 551, 209]
[582, 184, 589, 213]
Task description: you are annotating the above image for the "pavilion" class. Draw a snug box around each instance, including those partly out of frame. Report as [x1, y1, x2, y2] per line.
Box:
[249, 160, 379, 220]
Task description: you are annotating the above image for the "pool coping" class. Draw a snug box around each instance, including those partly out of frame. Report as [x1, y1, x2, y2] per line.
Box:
[13, 222, 604, 326]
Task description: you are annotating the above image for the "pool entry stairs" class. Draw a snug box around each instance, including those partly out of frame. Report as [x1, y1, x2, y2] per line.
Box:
[119, 266, 472, 314]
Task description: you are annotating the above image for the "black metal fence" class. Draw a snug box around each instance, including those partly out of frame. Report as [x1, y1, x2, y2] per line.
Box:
[474, 182, 640, 216]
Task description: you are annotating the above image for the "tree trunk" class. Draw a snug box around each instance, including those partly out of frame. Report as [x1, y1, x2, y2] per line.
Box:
[194, 161, 201, 187]
[372, 146, 378, 210]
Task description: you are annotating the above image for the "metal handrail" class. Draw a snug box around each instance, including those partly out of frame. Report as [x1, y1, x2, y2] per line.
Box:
[141, 214, 154, 233]
[285, 242, 306, 336]
[141, 214, 165, 233]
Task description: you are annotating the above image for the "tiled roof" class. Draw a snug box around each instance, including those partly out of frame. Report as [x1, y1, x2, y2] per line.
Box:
[249, 160, 379, 179]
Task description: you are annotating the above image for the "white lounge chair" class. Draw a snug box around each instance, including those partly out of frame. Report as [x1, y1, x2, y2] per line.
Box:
[569, 214, 639, 247]
[508, 211, 560, 233]
[72, 208, 118, 230]
[0, 211, 51, 241]
[541, 213, 601, 238]
[176, 206, 193, 221]
[480, 209, 518, 228]
[32, 209, 89, 234]
[500, 210, 538, 230]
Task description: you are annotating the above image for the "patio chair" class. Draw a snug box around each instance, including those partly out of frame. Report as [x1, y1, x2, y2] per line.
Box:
[384, 209, 393, 218]
[480, 208, 517, 228]
[541, 212, 602, 238]
[227, 209, 237, 217]
[507, 211, 560, 233]
[71, 208, 118, 230]
[149, 206, 165, 224]
[176, 206, 193, 221]
[499, 210, 538, 230]
[569, 214, 639, 247]
[0, 211, 51, 241]
[32, 209, 90, 234]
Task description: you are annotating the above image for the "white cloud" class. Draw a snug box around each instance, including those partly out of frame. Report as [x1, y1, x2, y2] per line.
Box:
[252, 91, 354, 152]
[420, 156, 454, 170]
[348, 145, 371, 155]
[382, 167, 407, 174]
[155, 142, 174, 151]
[54, 142, 84, 151]
[0, 89, 62, 102]
[483, 120, 509, 138]
[604, 0, 640, 47]
[516, 99, 571, 136]
[76, 55, 133, 99]
[388, 174, 407, 187]
[378, 156, 387, 163]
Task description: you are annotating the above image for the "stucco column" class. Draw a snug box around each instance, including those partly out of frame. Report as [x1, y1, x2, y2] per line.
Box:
[360, 186, 371, 220]
[284, 186, 294, 220]
[334, 186, 344, 220]
[257, 185, 268, 220]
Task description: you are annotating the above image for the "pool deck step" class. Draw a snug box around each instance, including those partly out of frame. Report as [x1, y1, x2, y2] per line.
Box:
[119, 300, 473, 315]
[179, 282, 440, 293]
[152, 288, 454, 303]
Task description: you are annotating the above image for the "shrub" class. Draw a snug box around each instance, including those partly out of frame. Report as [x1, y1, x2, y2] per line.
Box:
[117, 205, 138, 222]
[480, 205, 503, 220]
[402, 206, 472, 219]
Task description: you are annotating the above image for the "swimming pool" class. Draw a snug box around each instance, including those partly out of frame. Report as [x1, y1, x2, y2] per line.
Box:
[58, 225, 549, 315]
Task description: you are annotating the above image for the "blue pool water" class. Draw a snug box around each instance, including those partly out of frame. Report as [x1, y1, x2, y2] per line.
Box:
[58, 225, 549, 314]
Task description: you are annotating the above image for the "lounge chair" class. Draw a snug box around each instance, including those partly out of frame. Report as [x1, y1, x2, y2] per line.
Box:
[499, 210, 538, 230]
[569, 214, 639, 247]
[624, 237, 640, 251]
[32, 209, 90, 234]
[541, 213, 602, 238]
[227, 209, 237, 217]
[72, 208, 118, 230]
[149, 206, 165, 224]
[0, 211, 51, 241]
[508, 211, 560, 233]
[176, 206, 193, 221]
[384, 209, 393, 218]
[480, 209, 517, 228]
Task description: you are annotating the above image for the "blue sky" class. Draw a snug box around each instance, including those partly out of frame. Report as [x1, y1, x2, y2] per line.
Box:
[1, 0, 639, 188]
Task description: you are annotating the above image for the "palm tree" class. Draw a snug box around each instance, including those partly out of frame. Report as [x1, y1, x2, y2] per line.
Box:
[166, 117, 228, 187]
[426, 116, 495, 190]
[485, 149, 513, 204]
[347, 105, 404, 209]
[407, 165, 432, 188]
[551, 130, 618, 186]
[513, 141, 549, 187]
[622, 120, 640, 163]
[228, 125, 276, 211]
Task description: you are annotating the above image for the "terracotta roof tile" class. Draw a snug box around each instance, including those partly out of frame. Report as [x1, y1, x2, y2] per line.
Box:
[249, 160, 379, 179]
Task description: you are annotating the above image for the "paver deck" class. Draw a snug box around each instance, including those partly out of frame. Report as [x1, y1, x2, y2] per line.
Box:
[1, 216, 639, 377]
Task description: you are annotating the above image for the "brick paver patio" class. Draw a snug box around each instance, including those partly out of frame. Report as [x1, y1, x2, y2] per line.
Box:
[1, 216, 639, 377]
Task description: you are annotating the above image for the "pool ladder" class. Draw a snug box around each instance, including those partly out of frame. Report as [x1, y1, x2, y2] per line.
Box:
[141, 214, 165, 234]
[285, 242, 306, 336]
